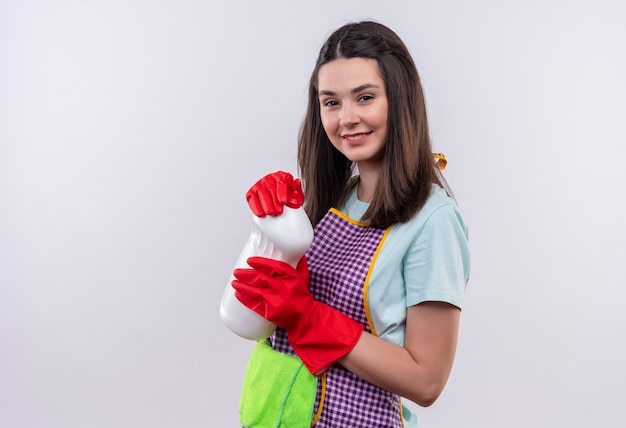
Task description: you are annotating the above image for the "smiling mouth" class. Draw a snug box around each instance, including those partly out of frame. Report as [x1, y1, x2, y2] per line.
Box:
[343, 132, 372, 141]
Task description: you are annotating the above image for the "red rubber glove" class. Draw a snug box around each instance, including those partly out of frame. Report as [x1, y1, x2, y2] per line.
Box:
[245, 171, 304, 217]
[232, 256, 364, 375]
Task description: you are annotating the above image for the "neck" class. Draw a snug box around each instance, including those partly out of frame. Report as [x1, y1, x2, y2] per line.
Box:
[356, 163, 380, 202]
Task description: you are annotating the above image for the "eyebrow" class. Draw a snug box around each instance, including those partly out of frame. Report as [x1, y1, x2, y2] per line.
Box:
[318, 83, 380, 97]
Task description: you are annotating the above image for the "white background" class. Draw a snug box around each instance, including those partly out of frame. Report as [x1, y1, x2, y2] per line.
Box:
[1, 1, 625, 427]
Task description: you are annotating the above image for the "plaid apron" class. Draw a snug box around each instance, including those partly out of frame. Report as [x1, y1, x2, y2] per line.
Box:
[271, 208, 403, 427]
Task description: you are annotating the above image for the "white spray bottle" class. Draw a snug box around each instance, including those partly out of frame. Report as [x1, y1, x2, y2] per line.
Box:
[220, 205, 314, 340]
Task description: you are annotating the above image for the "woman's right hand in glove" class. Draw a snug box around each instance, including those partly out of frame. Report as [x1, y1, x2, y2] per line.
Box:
[245, 171, 304, 217]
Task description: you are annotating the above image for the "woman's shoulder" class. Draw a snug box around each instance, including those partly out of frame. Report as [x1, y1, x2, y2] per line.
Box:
[417, 184, 459, 217]
[392, 184, 467, 236]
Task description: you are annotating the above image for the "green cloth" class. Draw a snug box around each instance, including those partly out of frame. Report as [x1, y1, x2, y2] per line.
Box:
[240, 339, 317, 428]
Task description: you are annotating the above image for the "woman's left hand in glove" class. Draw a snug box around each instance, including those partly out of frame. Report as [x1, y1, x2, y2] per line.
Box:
[232, 256, 364, 375]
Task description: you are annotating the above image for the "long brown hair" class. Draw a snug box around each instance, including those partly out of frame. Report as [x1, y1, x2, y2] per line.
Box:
[298, 21, 449, 228]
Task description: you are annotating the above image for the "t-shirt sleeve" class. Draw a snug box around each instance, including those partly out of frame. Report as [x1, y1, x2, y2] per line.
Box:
[404, 202, 471, 309]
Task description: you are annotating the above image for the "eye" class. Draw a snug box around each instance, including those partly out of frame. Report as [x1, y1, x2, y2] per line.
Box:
[322, 99, 339, 107]
[359, 94, 374, 102]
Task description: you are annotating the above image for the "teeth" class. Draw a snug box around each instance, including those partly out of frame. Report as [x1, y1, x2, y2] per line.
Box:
[345, 133, 366, 141]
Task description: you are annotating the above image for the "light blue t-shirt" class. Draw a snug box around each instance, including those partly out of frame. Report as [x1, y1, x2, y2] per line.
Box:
[338, 183, 471, 426]
[339, 183, 470, 345]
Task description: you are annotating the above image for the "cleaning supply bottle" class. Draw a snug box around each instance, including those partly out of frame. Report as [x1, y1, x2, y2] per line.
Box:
[220, 205, 314, 340]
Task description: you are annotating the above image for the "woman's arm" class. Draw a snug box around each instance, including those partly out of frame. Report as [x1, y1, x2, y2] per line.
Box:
[338, 301, 460, 407]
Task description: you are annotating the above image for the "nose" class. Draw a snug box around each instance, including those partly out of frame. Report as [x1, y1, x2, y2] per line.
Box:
[339, 103, 360, 127]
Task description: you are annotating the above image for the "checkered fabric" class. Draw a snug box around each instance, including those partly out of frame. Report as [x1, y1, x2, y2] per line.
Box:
[271, 209, 403, 427]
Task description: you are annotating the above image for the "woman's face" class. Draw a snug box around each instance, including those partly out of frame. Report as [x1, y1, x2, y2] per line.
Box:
[317, 57, 388, 170]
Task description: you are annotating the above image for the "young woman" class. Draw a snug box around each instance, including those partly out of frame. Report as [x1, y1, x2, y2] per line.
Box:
[232, 21, 470, 427]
